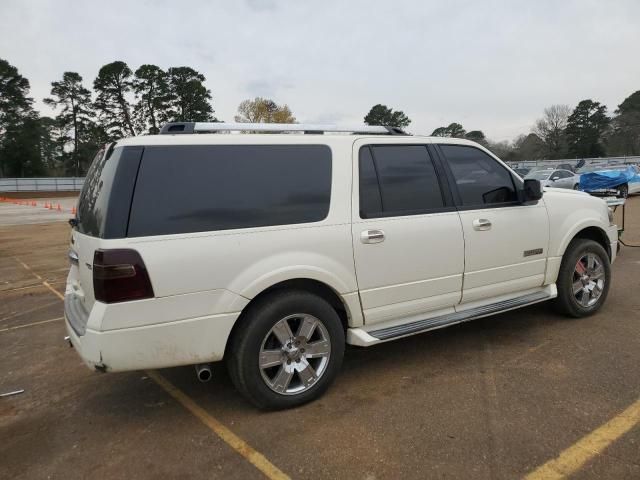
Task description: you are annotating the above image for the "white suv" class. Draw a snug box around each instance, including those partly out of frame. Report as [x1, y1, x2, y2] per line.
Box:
[65, 122, 618, 409]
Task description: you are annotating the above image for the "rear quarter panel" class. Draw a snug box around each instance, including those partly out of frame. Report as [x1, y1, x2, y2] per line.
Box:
[123, 139, 361, 325]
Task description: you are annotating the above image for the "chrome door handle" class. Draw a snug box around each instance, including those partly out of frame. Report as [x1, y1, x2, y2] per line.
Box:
[361, 229, 385, 244]
[472, 219, 492, 231]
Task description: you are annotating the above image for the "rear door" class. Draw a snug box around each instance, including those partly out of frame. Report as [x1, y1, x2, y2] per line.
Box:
[436, 144, 549, 304]
[351, 141, 465, 325]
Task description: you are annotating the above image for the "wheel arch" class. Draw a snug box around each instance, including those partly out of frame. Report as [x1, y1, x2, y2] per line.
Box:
[567, 226, 612, 259]
[224, 278, 357, 359]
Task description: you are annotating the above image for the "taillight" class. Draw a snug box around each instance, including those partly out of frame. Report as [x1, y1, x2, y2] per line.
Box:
[93, 249, 154, 303]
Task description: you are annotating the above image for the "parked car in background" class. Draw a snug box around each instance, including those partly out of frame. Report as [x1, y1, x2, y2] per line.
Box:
[557, 163, 576, 172]
[513, 167, 531, 177]
[579, 165, 640, 198]
[525, 168, 581, 190]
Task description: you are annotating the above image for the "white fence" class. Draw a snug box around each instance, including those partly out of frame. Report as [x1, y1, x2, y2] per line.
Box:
[508, 156, 640, 170]
[0, 177, 85, 192]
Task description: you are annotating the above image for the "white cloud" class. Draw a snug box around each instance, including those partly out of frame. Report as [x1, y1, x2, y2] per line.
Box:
[1, 0, 639, 141]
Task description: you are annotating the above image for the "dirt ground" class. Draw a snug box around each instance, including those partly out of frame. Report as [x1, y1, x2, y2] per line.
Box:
[0, 197, 639, 479]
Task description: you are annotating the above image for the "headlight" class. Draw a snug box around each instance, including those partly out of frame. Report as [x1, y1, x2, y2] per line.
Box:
[608, 207, 614, 226]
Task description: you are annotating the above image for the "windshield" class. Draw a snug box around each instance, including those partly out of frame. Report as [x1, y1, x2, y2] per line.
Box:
[525, 170, 553, 180]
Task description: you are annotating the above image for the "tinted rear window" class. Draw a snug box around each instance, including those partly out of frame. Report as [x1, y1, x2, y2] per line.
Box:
[76, 146, 142, 238]
[127, 145, 332, 237]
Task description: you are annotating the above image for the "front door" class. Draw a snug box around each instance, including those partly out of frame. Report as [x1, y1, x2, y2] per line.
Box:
[351, 142, 465, 325]
[437, 144, 549, 304]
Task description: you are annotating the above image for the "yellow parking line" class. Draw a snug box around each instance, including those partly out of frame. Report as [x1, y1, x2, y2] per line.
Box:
[0, 316, 63, 333]
[13, 256, 290, 480]
[14, 257, 65, 300]
[147, 370, 290, 480]
[524, 398, 640, 479]
[0, 299, 61, 324]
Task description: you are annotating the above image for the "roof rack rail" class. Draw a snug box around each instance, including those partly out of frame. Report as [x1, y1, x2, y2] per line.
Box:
[159, 122, 408, 136]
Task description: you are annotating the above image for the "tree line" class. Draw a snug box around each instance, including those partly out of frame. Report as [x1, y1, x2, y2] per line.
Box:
[363, 94, 640, 163]
[0, 58, 221, 176]
[1, 56, 639, 177]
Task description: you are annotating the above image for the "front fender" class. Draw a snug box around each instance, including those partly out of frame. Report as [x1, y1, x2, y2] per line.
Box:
[543, 190, 610, 257]
[555, 219, 610, 257]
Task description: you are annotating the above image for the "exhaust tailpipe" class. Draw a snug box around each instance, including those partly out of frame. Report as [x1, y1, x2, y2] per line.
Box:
[195, 363, 213, 383]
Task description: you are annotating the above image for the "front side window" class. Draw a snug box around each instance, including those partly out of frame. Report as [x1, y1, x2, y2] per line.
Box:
[128, 145, 332, 236]
[440, 145, 517, 207]
[359, 145, 444, 218]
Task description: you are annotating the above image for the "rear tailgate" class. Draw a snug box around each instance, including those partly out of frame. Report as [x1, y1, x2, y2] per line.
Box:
[67, 144, 143, 328]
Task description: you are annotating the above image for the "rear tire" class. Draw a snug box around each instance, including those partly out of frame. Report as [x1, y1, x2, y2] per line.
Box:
[553, 239, 611, 318]
[227, 290, 345, 410]
[573, 184, 580, 190]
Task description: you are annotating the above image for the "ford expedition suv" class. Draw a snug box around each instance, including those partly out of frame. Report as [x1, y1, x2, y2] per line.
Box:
[65, 122, 618, 409]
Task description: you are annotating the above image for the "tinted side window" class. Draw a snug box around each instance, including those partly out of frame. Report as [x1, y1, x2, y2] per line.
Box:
[558, 170, 572, 179]
[440, 145, 517, 206]
[128, 145, 331, 237]
[76, 146, 142, 239]
[358, 147, 383, 217]
[359, 145, 444, 218]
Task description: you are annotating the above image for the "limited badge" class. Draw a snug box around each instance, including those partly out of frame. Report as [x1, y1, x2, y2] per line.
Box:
[523, 248, 543, 257]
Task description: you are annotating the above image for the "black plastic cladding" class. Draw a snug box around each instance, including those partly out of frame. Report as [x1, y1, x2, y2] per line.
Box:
[159, 122, 196, 134]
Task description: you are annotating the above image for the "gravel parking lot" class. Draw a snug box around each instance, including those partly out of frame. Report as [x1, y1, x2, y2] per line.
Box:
[0, 197, 77, 227]
[1, 196, 639, 479]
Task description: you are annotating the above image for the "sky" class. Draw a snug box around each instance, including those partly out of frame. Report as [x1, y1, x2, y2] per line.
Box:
[1, 0, 639, 142]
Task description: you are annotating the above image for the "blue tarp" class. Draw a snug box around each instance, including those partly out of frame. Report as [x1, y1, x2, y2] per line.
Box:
[580, 166, 640, 191]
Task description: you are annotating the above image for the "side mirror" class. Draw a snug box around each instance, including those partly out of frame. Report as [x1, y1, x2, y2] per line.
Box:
[523, 179, 543, 202]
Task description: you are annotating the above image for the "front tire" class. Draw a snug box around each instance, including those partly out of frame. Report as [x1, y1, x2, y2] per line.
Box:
[554, 239, 611, 318]
[227, 290, 345, 410]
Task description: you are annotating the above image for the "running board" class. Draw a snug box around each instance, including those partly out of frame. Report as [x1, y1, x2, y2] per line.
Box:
[368, 290, 552, 341]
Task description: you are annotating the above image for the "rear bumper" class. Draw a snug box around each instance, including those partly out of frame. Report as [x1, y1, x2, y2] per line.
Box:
[65, 303, 240, 372]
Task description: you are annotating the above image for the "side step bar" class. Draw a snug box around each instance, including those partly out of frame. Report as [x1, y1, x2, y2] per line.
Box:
[368, 290, 552, 341]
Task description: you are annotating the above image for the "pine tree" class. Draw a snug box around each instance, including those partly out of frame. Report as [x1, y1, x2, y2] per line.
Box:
[566, 100, 609, 157]
[167, 67, 215, 122]
[44, 71, 96, 175]
[133, 64, 173, 134]
[364, 104, 411, 128]
[0, 58, 43, 176]
[94, 61, 136, 138]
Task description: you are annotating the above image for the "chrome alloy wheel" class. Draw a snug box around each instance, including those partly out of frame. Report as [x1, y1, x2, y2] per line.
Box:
[573, 253, 606, 307]
[258, 314, 331, 395]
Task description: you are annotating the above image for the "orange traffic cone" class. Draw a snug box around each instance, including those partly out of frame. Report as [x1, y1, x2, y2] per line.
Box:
[48, 203, 54, 210]
[71, 206, 77, 215]
[44, 202, 49, 209]
[57, 203, 62, 211]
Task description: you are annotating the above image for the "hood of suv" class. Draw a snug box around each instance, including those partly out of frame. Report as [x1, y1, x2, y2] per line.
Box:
[543, 186, 586, 197]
